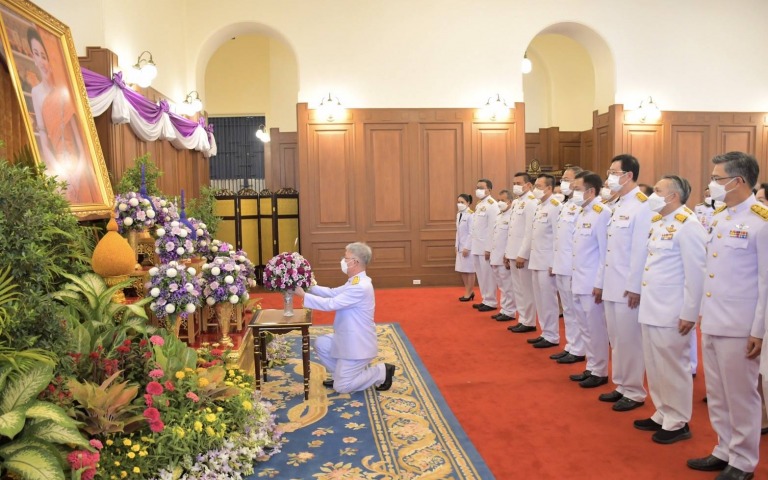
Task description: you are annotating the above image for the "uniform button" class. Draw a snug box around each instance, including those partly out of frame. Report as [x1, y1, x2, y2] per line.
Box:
[709, 273, 714, 278]
[649, 253, 653, 256]
[642, 281, 647, 286]
[645, 267, 649, 271]
[713, 252, 718, 257]
[605, 263, 609, 266]
[717, 234, 722, 238]
[706, 292, 712, 297]
[607, 249, 611, 252]
[726, 216, 731, 220]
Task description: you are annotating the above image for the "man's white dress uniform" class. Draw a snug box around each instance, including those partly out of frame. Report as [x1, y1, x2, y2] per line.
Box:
[701, 197, 768, 473]
[471, 194, 500, 308]
[639, 206, 706, 435]
[571, 197, 611, 384]
[552, 200, 586, 361]
[603, 187, 653, 406]
[303, 271, 385, 393]
[505, 192, 538, 329]
[489, 202, 516, 319]
[523, 195, 562, 345]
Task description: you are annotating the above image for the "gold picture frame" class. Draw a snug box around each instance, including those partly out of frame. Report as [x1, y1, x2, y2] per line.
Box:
[0, 0, 113, 219]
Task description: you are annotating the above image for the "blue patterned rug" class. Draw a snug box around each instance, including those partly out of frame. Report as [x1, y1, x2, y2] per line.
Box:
[248, 323, 493, 479]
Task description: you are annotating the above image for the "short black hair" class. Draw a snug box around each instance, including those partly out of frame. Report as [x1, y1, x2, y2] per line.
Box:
[576, 170, 602, 194]
[458, 193, 472, 204]
[513, 172, 532, 184]
[638, 183, 654, 197]
[662, 175, 692, 204]
[537, 173, 555, 188]
[611, 154, 640, 182]
[477, 178, 493, 190]
[712, 151, 759, 188]
[759, 182, 768, 194]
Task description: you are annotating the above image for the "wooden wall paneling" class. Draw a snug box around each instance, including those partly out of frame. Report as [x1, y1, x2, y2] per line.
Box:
[419, 123, 463, 231]
[268, 128, 298, 191]
[0, 61, 31, 161]
[364, 123, 410, 232]
[717, 125, 756, 155]
[668, 124, 709, 206]
[558, 131, 582, 168]
[526, 132, 541, 165]
[474, 123, 516, 190]
[622, 124, 663, 185]
[580, 129, 594, 170]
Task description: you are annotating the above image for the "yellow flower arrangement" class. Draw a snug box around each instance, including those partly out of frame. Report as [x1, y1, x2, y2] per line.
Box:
[242, 400, 253, 411]
[123, 439, 132, 447]
[133, 467, 140, 473]
[205, 413, 216, 422]
[194, 421, 203, 432]
[127, 452, 136, 459]
[205, 426, 215, 436]
[131, 444, 140, 452]
[197, 377, 210, 388]
[175, 371, 185, 380]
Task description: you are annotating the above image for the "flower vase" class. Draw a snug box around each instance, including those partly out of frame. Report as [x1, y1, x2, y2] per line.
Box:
[215, 302, 234, 346]
[167, 314, 181, 338]
[126, 230, 138, 263]
[283, 291, 294, 317]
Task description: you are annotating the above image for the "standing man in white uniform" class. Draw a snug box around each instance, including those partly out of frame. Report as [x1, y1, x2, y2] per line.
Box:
[522, 174, 563, 348]
[599, 154, 653, 412]
[634, 175, 707, 444]
[688, 152, 767, 480]
[471, 179, 500, 312]
[488, 190, 517, 322]
[505, 173, 538, 334]
[550, 166, 586, 364]
[569, 171, 612, 388]
[295, 243, 395, 393]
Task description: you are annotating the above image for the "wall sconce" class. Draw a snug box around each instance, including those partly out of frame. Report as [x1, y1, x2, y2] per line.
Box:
[132, 50, 158, 88]
[182, 91, 203, 114]
[521, 52, 532, 74]
[318, 93, 343, 121]
[255, 124, 271, 143]
[637, 96, 661, 123]
[482, 94, 510, 121]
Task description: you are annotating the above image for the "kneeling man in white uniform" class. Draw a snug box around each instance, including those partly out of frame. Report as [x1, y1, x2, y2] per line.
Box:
[294, 242, 395, 393]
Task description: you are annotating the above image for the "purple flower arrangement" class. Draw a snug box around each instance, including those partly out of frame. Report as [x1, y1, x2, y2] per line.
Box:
[114, 192, 157, 232]
[151, 196, 179, 224]
[207, 239, 233, 261]
[262, 252, 313, 292]
[231, 249, 257, 288]
[189, 218, 212, 257]
[146, 261, 202, 324]
[200, 256, 249, 306]
[154, 221, 196, 263]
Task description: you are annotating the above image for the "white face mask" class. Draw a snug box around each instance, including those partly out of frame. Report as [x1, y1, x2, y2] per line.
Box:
[571, 191, 585, 206]
[512, 185, 524, 197]
[497, 201, 508, 211]
[560, 181, 572, 196]
[475, 188, 486, 200]
[647, 193, 669, 213]
[457, 203, 468, 212]
[553, 193, 565, 203]
[340, 258, 349, 275]
[600, 187, 613, 200]
[532, 188, 545, 200]
[708, 178, 736, 202]
[606, 173, 626, 192]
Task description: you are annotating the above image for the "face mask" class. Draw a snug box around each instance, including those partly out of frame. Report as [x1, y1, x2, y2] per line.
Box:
[497, 201, 508, 211]
[457, 203, 468, 212]
[553, 193, 565, 203]
[571, 191, 585, 206]
[560, 181, 572, 196]
[340, 258, 349, 275]
[532, 188, 545, 200]
[512, 185, 524, 196]
[647, 193, 668, 213]
[475, 189, 486, 200]
[600, 187, 612, 200]
[606, 173, 625, 192]
[708, 178, 736, 202]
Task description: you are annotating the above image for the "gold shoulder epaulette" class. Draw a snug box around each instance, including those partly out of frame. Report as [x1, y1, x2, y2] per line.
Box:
[527, 193, 535, 200]
[636, 192, 648, 202]
[550, 198, 560, 206]
[684, 206, 694, 214]
[714, 205, 727, 215]
[593, 203, 603, 213]
[751, 203, 768, 221]
[487, 198, 495, 204]
[675, 213, 689, 223]
[467, 209, 474, 214]
[652, 214, 662, 222]
[351, 276, 360, 285]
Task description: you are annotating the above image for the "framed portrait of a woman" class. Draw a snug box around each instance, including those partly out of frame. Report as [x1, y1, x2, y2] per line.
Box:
[0, 0, 113, 219]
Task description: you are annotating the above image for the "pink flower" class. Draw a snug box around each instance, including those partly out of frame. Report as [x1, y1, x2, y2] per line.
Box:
[66, 450, 99, 480]
[143, 407, 160, 421]
[149, 335, 165, 346]
[149, 419, 165, 432]
[164, 380, 175, 391]
[88, 439, 103, 450]
[210, 349, 223, 358]
[185, 392, 200, 402]
[144, 393, 153, 406]
[149, 368, 164, 379]
[146, 381, 163, 396]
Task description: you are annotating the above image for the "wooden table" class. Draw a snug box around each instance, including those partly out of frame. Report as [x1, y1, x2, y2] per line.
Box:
[249, 308, 313, 400]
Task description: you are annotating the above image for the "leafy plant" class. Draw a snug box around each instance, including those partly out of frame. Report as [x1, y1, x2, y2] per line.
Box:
[187, 186, 220, 236]
[115, 153, 162, 196]
[151, 330, 198, 378]
[0, 266, 18, 341]
[68, 371, 144, 436]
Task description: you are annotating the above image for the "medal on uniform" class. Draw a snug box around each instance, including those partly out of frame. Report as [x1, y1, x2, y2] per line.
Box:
[666, 225, 677, 233]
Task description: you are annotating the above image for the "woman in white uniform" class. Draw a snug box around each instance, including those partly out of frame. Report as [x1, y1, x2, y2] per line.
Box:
[455, 193, 476, 301]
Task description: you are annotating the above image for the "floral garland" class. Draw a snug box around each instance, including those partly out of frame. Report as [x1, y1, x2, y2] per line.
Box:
[115, 192, 157, 232]
[146, 262, 202, 324]
[200, 256, 249, 306]
[154, 221, 196, 263]
[262, 252, 313, 292]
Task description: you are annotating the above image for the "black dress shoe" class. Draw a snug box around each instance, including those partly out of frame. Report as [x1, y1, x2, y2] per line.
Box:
[491, 313, 502, 319]
[472, 303, 483, 309]
[459, 293, 475, 302]
[322, 379, 334, 388]
[495, 313, 514, 321]
[532, 339, 558, 349]
[526, 336, 544, 344]
[477, 304, 497, 312]
[510, 324, 537, 333]
[569, 370, 591, 382]
[633, 418, 662, 431]
[579, 375, 608, 388]
[375, 363, 396, 391]
[652, 424, 691, 444]
[598, 390, 623, 403]
[550, 350, 569, 360]
[716, 465, 755, 480]
[612, 397, 644, 411]
[686, 455, 728, 472]
[557, 353, 586, 364]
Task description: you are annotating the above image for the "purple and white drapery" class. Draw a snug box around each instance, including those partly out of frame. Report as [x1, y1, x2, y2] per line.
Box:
[81, 67, 217, 157]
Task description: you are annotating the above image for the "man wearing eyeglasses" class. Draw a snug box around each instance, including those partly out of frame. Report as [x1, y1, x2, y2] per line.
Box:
[687, 152, 767, 480]
[294, 242, 395, 394]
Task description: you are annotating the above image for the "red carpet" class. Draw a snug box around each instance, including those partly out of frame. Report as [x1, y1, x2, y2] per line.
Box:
[258, 286, 768, 479]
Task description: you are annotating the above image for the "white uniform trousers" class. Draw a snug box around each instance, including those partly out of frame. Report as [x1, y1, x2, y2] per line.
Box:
[572, 293, 609, 377]
[703, 334, 761, 472]
[556, 275, 584, 356]
[510, 266, 536, 327]
[315, 334, 385, 393]
[690, 327, 698, 374]
[604, 301, 647, 402]
[531, 270, 559, 343]
[473, 255, 498, 307]
[641, 324, 692, 431]
[491, 265, 516, 317]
